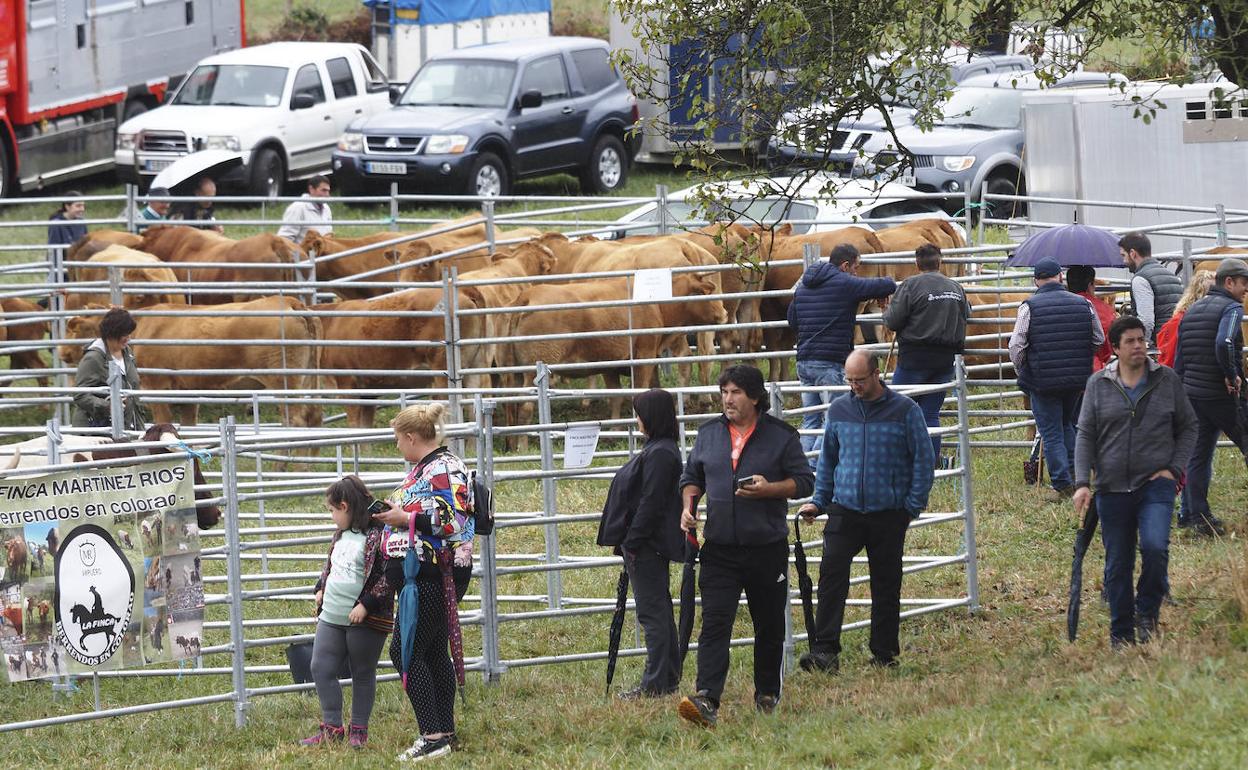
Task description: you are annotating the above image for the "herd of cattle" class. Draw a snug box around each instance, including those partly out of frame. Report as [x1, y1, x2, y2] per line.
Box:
[3, 216, 1240, 436]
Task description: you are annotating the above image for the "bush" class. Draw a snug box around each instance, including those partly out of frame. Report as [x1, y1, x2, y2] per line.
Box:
[251, 6, 372, 47]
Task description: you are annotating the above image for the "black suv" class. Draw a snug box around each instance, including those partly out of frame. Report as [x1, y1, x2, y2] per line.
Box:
[332, 37, 640, 196]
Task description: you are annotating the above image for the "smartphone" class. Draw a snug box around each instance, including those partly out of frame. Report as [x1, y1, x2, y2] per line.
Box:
[367, 498, 388, 515]
[735, 476, 756, 490]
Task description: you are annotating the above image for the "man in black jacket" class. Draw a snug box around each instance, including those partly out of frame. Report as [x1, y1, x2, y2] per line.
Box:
[883, 243, 970, 464]
[1174, 257, 1248, 535]
[676, 365, 814, 728]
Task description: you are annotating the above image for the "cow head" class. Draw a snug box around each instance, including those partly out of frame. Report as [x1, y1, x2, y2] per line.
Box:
[301, 231, 327, 258]
[680, 276, 728, 325]
[60, 308, 106, 364]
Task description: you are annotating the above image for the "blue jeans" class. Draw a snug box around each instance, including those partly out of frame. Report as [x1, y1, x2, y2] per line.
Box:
[891, 361, 953, 465]
[1097, 478, 1176, 643]
[797, 360, 845, 460]
[1029, 388, 1082, 490]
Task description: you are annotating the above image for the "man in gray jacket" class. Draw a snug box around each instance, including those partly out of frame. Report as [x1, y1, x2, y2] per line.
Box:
[1073, 316, 1197, 646]
[883, 243, 969, 463]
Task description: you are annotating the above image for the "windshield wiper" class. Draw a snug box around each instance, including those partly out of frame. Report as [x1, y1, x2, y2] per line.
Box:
[941, 122, 1003, 130]
[211, 101, 260, 107]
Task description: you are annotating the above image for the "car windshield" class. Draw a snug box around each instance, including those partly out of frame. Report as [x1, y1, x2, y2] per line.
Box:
[172, 65, 289, 107]
[400, 60, 517, 108]
[937, 87, 1026, 130]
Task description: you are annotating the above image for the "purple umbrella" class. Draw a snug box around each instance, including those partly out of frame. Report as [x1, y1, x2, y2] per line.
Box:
[1006, 223, 1124, 268]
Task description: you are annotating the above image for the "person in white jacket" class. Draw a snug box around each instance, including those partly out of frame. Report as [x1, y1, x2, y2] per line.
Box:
[277, 176, 333, 243]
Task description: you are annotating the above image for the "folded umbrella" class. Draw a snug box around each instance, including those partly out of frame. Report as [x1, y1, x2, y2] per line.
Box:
[604, 566, 631, 697]
[792, 514, 816, 644]
[676, 530, 700, 671]
[1067, 496, 1100, 642]
[438, 548, 467, 705]
[397, 516, 421, 688]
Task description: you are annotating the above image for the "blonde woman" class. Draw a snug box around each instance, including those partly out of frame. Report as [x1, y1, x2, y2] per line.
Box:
[1157, 270, 1214, 368]
[372, 403, 473, 763]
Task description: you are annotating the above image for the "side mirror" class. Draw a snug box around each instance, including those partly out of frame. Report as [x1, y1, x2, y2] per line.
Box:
[291, 93, 316, 110]
[518, 90, 542, 109]
[388, 84, 403, 105]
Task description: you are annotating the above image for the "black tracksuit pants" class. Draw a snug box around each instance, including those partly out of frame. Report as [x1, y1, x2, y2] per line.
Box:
[810, 508, 910, 663]
[625, 549, 680, 694]
[694, 540, 788, 706]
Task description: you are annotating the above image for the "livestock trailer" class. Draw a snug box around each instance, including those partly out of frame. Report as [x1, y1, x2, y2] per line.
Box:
[1022, 82, 1248, 254]
[365, 0, 552, 82]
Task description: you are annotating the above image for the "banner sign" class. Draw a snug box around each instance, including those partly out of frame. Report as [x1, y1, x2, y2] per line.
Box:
[0, 458, 202, 682]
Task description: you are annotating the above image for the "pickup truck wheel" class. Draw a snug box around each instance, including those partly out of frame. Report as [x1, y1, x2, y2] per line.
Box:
[0, 144, 10, 198]
[250, 148, 285, 199]
[580, 135, 628, 194]
[982, 175, 1023, 220]
[467, 152, 507, 198]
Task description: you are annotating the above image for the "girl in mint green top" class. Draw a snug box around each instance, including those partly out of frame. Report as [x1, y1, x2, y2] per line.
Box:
[301, 476, 398, 749]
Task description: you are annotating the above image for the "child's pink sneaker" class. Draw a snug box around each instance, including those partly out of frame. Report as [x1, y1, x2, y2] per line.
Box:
[300, 722, 345, 746]
[348, 724, 368, 748]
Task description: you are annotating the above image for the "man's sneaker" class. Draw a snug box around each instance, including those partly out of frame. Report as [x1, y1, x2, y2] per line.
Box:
[677, 692, 718, 728]
[799, 651, 839, 673]
[869, 656, 899, 669]
[348, 724, 368, 749]
[299, 722, 344, 746]
[755, 694, 779, 714]
[1136, 617, 1159, 644]
[1043, 486, 1075, 503]
[398, 735, 453, 763]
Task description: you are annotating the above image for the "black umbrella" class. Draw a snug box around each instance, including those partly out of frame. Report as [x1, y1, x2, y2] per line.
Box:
[1067, 496, 1100, 642]
[604, 566, 631, 697]
[676, 530, 701, 671]
[792, 514, 816, 644]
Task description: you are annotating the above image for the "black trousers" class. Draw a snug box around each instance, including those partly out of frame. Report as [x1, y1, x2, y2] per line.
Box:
[1185, 396, 1248, 521]
[694, 541, 788, 705]
[389, 579, 455, 736]
[810, 507, 910, 663]
[625, 549, 680, 694]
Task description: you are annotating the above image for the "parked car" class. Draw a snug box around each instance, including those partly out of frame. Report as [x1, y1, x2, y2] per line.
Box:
[611, 174, 966, 240]
[115, 42, 393, 197]
[858, 70, 1127, 215]
[332, 37, 641, 197]
[766, 50, 1033, 171]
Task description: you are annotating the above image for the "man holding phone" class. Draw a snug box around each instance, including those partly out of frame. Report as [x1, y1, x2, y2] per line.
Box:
[797, 350, 934, 674]
[676, 365, 813, 728]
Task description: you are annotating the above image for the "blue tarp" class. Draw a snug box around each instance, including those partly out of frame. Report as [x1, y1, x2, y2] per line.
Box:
[362, 0, 551, 25]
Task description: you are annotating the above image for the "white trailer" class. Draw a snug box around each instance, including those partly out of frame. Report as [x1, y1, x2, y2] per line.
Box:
[1022, 83, 1248, 255]
[365, 0, 551, 83]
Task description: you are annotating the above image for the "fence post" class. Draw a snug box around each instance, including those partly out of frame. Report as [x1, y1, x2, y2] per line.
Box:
[252, 393, 268, 586]
[125, 184, 137, 234]
[962, 189, 974, 246]
[45, 419, 78, 700]
[1182, 239, 1193, 284]
[476, 396, 506, 683]
[801, 242, 820, 270]
[48, 245, 69, 425]
[656, 184, 669, 235]
[107, 265, 123, 307]
[390, 182, 400, 231]
[535, 361, 562, 609]
[482, 199, 497, 255]
[1216, 203, 1228, 247]
[769, 382, 796, 673]
[443, 267, 464, 454]
[220, 416, 250, 727]
[954, 356, 980, 612]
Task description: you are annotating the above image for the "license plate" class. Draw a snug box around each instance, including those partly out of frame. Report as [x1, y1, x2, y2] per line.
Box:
[899, 173, 916, 187]
[366, 161, 407, 175]
[143, 159, 174, 172]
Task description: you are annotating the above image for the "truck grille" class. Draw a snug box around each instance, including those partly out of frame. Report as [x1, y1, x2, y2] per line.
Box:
[875, 152, 933, 170]
[140, 131, 189, 153]
[365, 135, 425, 155]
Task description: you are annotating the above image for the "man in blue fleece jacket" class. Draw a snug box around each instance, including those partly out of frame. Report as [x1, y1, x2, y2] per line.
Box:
[797, 349, 934, 672]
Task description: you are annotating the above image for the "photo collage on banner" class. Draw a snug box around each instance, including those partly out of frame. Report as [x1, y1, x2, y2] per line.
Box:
[0, 457, 201, 681]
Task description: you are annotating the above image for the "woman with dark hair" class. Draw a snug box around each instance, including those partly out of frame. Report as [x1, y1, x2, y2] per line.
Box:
[47, 193, 88, 250]
[70, 307, 146, 431]
[599, 388, 684, 699]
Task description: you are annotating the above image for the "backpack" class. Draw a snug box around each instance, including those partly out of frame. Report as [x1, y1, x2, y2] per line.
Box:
[470, 470, 495, 536]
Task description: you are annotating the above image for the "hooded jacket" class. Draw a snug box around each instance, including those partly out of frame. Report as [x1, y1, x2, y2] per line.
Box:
[599, 437, 684, 561]
[787, 261, 895, 365]
[70, 339, 146, 431]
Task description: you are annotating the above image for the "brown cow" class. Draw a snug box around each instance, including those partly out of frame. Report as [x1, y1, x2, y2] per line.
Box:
[61, 297, 322, 430]
[758, 225, 887, 381]
[66, 231, 144, 262]
[314, 287, 488, 428]
[0, 298, 51, 387]
[394, 218, 543, 282]
[65, 245, 183, 310]
[456, 243, 557, 385]
[139, 226, 303, 303]
[301, 231, 433, 299]
[504, 274, 728, 439]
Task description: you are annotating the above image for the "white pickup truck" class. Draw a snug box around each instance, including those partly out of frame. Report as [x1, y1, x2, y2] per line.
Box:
[114, 42, 393, 196]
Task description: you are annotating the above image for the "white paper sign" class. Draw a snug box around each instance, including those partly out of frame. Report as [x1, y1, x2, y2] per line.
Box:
[563, 425, 601, 469]
[632, 268, 673, 301]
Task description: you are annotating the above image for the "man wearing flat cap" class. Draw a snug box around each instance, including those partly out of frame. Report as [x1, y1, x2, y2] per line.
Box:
[1174, 257, 1248, 535]
[1009, 257, 1106, 501]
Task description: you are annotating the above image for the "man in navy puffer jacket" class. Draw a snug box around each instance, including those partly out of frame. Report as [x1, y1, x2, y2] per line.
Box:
[787, 244, 896, 459]
[797, 350, 934, 673]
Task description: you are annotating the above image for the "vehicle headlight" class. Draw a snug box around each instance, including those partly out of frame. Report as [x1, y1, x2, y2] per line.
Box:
[337, 131, 364, 153]
[425, 134, 470, 155]
[116, 132, 137, 151]
[941, 155, 976, 172]
[205, 135, 241, 152]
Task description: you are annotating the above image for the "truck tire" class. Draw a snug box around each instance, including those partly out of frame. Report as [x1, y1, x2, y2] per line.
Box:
[123, 99, 149, 122]
[250, 148, 285, 199]
[0, 141, 11, 199]
[466, 152, 508, 198]
[579, 135, 628, 194]
[982, 174, 1024, 220]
